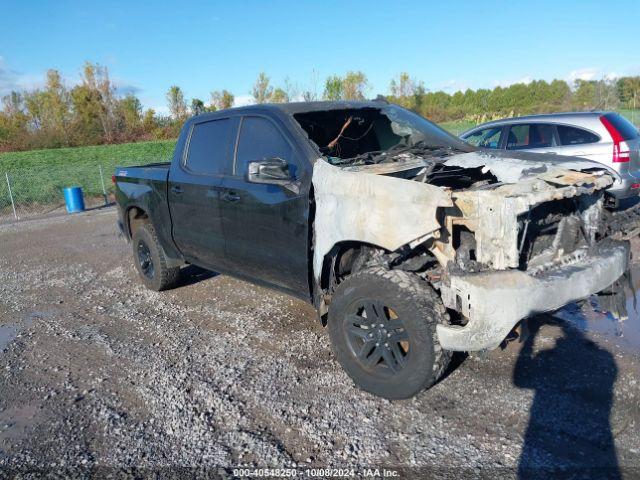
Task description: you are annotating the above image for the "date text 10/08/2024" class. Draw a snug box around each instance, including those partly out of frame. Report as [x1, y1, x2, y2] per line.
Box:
[232, 468, 400, 477]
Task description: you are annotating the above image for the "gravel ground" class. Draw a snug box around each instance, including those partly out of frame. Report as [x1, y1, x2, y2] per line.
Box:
[0, 207, 639, 478]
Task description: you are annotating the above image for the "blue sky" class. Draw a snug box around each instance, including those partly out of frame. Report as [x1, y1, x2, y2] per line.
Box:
[1, 0, 639, 113]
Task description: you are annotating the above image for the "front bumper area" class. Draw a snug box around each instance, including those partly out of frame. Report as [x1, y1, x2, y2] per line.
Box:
[437, 240, 629, 351]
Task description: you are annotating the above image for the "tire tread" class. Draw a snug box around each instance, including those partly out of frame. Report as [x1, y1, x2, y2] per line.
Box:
[132, 222, 180, 291]
[329, 266, 452, 398]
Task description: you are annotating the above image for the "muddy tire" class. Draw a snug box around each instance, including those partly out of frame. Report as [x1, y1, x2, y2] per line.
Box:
[328, 267, 451, 399]
[131, 222, 180, 291]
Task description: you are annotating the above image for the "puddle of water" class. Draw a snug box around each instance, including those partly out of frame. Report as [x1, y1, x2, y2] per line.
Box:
[556, 262, 640, 352]
[0, 324, 20, 351]
[0, 312, 40, 352]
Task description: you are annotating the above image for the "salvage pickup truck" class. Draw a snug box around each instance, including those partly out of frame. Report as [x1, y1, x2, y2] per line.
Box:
[115, 101, 629, 399]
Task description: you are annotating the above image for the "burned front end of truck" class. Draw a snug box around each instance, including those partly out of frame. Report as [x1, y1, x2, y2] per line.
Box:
[434, 154, 628, 351]
[302, 103, 629, 353]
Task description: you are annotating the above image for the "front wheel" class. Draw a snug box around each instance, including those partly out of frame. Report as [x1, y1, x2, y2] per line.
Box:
[328, 267, 451, 399]
[131, 222, 180, 291]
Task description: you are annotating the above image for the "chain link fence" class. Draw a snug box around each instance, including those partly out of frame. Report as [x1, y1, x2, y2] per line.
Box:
[0, 140, 176, 225]
[0, 164, 110, 223]
[0, 161, 172, 224]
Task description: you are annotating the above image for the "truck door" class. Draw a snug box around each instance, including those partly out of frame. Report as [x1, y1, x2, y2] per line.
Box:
[168, 117, 237, 271]
[220, 115, 310, 298]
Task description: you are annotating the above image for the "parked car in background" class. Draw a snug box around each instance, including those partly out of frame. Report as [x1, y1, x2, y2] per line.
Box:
[460, 112, 640, 206]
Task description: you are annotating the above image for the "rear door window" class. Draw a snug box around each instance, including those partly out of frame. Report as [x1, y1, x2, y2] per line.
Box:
[506, 124, 556, 150]
[556, 125, 599, 146]
[463, 126, 503, 149]
[235, 116, 293, 176]
[184, 119, 232, 175]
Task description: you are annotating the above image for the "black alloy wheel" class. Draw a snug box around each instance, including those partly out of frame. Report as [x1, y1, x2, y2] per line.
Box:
[344, 299, 409, 375]
[328, 267, 452, 399]
[137, 239, 155, 279]
[130, 222, 181, 291]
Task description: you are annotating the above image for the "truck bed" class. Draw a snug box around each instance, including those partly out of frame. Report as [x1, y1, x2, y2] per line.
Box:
[114, 163, 173, 255]
[115, 163, 170, 183]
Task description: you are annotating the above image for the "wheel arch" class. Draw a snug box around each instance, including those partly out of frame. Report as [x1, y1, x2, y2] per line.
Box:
[314, 240, 389, 321]
[314, 238, 441, 322]
[319, 240, 387, 291]
[125, 205, 150, 240]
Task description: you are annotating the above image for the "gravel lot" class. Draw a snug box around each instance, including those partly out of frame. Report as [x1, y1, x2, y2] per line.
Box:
[0, 207, 639, 478]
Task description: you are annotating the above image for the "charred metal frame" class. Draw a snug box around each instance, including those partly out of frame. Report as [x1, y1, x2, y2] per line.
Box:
[312, 149, 628, 351]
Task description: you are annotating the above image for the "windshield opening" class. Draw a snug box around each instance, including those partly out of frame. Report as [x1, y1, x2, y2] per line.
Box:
[293, 105, 474, 164]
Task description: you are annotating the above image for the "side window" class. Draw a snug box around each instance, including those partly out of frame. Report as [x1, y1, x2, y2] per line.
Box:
[184, 119, 232, 175]
[235, 116, 293, 176]
[464, 127, 502, 149]
[557, 125, 599, 146]
[506, 124, 556, 150]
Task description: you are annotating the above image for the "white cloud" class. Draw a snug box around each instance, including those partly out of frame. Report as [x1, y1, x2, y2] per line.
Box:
[436, 79, 469, 94]
[492, 76, 533, 88]
[0, 57, 40, 96]
[567, 67, 599, 83]
[233, 94, 254, 107]
[146, 104, 168, 115]
[565, 67, 624, 86]
[487, 67, 632, 92]
[0, 57, 82, 97]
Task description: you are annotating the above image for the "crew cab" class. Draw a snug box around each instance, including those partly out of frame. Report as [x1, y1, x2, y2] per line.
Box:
[115, 101, 629, 399]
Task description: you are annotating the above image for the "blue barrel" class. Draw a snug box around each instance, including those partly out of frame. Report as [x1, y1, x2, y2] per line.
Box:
[63, 186, 85, 213]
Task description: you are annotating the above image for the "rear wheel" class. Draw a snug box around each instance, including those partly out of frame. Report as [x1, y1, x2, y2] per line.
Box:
[328, 267, 451, 399]
[131, 222, 180, 291]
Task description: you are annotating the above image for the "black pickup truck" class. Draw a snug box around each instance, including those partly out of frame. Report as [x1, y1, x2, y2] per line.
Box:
[115, 101, 629, 399]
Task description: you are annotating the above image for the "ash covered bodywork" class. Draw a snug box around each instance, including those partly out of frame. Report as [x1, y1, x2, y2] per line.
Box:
[307, 105, 629, 351]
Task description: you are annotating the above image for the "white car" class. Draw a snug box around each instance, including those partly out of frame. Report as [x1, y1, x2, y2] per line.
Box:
[461, 112, 640, 206]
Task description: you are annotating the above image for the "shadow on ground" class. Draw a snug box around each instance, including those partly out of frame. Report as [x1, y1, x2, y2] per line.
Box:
[175, 265, 219, 288]
[514, 315, 620, 479]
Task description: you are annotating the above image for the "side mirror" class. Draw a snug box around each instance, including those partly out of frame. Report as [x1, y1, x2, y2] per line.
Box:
[247, 158, 299, 194]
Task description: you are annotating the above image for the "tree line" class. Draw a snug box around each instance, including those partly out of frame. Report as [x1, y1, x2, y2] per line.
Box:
[1, 62, 638, 152]
[387, 73, 639, 125]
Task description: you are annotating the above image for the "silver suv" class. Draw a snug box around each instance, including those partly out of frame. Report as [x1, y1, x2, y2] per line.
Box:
[460, 112, 640, 204]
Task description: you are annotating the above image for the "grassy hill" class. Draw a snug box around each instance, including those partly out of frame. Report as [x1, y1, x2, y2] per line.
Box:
[0, 140, 177, 211]
[0, 140, 177, 172]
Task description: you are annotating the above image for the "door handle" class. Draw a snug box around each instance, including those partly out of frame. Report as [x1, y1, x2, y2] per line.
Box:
[222, 191, 241, 202]
[171, 185, 183, 195]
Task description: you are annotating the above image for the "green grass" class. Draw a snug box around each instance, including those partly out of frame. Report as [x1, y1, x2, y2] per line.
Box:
[0, 139, 177, 171]
[438, 119, 478, 136]
[0, 140, 177, 209]
[619, 109, 640, 127]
